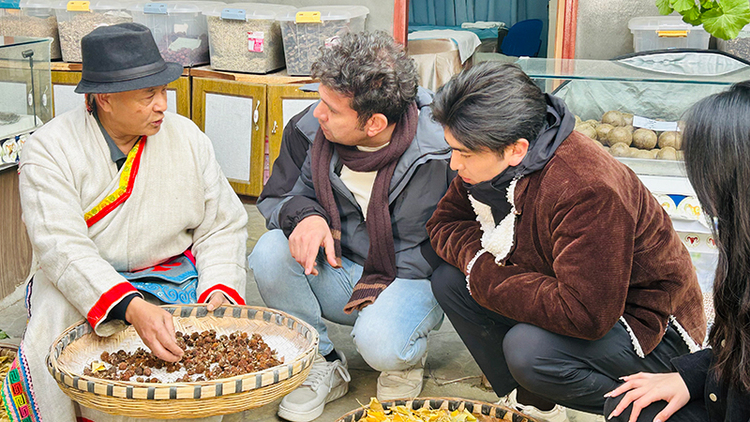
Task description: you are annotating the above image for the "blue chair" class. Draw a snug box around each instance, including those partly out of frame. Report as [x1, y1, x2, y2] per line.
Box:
[498, 19, 543, 57]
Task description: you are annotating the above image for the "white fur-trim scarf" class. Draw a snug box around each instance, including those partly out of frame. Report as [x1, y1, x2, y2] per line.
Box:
[464, 178, 521, 294]
[468, 177, 521, 264]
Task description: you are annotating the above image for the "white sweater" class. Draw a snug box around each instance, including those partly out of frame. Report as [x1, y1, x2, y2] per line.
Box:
[16, 105, 247, 421]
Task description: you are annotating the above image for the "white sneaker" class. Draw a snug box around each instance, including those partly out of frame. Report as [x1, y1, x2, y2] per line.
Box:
[277, 352, 351, 422]
[566, 408, 606, 422]
[497, 389, 569, 422]
[376, 355, 426, 401]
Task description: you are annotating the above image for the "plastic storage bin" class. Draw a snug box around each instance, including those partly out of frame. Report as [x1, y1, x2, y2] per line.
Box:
[0, 0, 61, 59]
[717, 24, 750, 61]
[130, 1, 219, 66]
[204, 3, 294, 73]
[54, 0, 134, 62]
[628, 16, 710, 52]
[278, 5, 368, 76]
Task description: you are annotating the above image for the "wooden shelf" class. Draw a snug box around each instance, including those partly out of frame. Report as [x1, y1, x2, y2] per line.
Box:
[190, 66, 316, 85]
[51, 61, 190, 76]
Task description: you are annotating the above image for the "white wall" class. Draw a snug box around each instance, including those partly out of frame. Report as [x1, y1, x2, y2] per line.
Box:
[575, 0, 662, 59]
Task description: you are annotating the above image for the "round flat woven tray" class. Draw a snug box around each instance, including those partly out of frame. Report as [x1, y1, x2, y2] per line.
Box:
[47, 305, 318, 419]
[336, 397, 540, 422]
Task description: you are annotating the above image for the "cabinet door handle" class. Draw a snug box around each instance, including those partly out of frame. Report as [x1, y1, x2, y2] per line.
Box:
[271, 121, 278, 135]
[253, 100, 260, 131]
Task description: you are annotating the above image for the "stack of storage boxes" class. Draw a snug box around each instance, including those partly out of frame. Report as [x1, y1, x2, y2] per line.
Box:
[628, 16, 710, 53]
[131, 1, 220, 67]
[204, 3, 294, 73]
[0, 0, 61, 59]
[278, 5, 368, 75]
[54, 0, 134, 62]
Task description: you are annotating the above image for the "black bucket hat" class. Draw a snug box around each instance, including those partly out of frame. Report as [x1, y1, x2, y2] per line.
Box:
[75, 22, 183, 94]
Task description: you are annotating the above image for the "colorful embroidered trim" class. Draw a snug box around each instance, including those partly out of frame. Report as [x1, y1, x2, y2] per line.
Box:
[1, 348, 41, 422]
[87, 281, 139, 330]
[84, 137, 146, 227]
[198, 284, 246, 306]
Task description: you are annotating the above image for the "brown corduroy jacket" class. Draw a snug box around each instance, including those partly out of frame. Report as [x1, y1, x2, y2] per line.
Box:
[427, 131, 706, 355]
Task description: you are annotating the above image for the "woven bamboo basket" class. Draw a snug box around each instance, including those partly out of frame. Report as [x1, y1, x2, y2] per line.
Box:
[336, 397, 540, 422]
[47, 305, 318, 419]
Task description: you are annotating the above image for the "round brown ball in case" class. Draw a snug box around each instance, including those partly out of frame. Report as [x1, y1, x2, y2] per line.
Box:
[576, 124, 597, 140]
[632, 128, 658, 149]
[632, 149, 654, 159]
[658, 131, 682, 150]
[657, 146, 678, 160]
[596, 124, 615, 144]
[602, 110, 626, 127]
[610, 142, 631, 157]
[608, 127, 633, 146]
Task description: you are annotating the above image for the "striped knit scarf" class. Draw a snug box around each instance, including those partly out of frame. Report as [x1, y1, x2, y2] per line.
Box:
[311, 102, 418, 313]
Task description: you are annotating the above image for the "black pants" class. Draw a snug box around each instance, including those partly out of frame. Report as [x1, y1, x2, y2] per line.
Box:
[604, 394, 708, 421]
[431, 264, 691, 415]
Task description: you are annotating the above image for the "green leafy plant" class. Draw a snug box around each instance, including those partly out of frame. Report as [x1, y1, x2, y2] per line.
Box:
[0, 330, 8, 340]
[656, 0, 750, 39]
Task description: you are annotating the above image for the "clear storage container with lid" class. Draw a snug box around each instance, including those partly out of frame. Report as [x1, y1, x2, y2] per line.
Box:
[717, 24, 750, 61]
[628, 16, 710, 53]
[130, 1, 220, 66]
[54, 0, 135, 62]
[0, 0, 61, 59]
[278, 5, 368, 76]
[204, 2, 294, 73]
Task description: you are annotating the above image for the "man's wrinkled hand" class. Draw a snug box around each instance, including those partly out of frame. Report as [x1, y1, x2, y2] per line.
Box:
[206, 290, 230, 311]
[125, 297, 184, 362]
[288, 215, 338, 275]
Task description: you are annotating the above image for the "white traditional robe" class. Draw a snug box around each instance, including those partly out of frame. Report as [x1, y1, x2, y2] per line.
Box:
[12, 105, 248, 421]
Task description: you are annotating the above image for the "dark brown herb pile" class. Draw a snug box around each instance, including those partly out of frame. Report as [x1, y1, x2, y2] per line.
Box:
[83, 330, 282, 383]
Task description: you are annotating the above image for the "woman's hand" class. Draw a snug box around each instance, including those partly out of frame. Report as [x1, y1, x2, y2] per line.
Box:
[125, 297, 184, 362]
[605, 372, 690, 422]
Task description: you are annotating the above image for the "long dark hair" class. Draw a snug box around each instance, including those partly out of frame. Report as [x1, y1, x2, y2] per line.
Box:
[683, 81, 750, 392]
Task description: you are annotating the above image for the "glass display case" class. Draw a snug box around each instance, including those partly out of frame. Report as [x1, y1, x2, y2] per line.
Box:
[0, 35, 51, 169]
[516, 54, 750, 292]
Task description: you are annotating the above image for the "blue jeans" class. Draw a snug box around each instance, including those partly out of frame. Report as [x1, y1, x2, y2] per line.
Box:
[248, 229, 444, 371]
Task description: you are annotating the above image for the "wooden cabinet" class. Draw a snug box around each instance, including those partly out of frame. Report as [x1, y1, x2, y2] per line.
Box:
[267, 84, 319, 170]
[0, 165, 32, 301]
[190, 67, 316, 197]
[50, 63, 191, 118]
[192, 77, 267, 197]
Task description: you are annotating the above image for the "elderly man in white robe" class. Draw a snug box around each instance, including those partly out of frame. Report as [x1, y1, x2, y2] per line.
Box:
[1, 23, 248, 422]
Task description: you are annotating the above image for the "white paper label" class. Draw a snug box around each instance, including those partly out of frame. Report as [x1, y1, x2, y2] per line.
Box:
[248, 31, 264, 52]
[168, 37, 202, 51]
[632, 115, 679, 132]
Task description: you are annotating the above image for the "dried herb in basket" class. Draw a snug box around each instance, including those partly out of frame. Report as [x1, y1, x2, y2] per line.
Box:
[83, 330, 282, 383]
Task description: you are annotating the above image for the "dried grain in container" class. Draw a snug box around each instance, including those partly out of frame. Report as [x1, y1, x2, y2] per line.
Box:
[0, 0, 20, 34]
[278, 5, 368, 76]
[0, 0, 61, 59]
[204, 3, 294, 74]
[628, 16, 709, 53]
[54, 0, 135, 62]
[130, 1, 220, 67]
[717, 24, 750, 62]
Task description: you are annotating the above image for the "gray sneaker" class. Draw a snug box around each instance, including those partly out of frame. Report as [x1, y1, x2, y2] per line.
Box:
[497, 389, 569, 422]
[376, 355, 426, 401]
[277, 352, 351, 422]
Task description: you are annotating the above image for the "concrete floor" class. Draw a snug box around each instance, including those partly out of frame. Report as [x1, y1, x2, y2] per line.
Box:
[233, 201, 602, 422]
[0, 200, 602, 422]
[229, 200, 501, 421]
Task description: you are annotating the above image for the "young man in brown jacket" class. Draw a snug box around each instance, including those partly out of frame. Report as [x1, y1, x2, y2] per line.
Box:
[427, 62, 706, 421]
